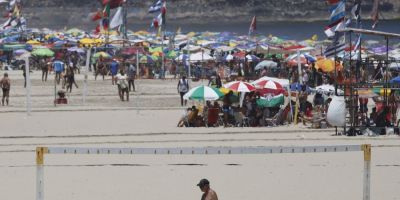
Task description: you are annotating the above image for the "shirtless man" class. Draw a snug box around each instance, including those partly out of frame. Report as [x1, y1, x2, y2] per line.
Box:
[197, 179, 218, 200]
[0, 73, 11, 106]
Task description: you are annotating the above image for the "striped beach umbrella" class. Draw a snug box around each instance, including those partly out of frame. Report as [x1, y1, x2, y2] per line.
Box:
[255, 80, 285, 95]
[224, 81, 256, 92]
[183, 85, 224, 101]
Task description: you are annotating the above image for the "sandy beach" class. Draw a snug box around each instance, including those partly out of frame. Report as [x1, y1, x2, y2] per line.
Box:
[0, 70, 399, 200]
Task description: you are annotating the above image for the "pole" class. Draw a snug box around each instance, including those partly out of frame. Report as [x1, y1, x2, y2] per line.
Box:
[136, 50, 139, 78]
[187, 39, 191, 80]
[161, 31, 165, 79]
[362, 144, 371, 200]
[24, 57, 31, 115]
[297, 50, 302, 84]
[36, 147, 48, 200]
[54, 67, 57, 107]
[83, 48, 91, 104]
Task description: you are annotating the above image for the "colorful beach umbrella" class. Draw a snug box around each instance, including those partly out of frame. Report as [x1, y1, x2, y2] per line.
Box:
[254, 60, 278, 70]
[224, 81, 256, 92]
[93, 51, 111, 59]
[32, 48, 54, 57]
[256, 94, 285, 108]
[315, 59, 343, 73]
[183, 85, 224, 101]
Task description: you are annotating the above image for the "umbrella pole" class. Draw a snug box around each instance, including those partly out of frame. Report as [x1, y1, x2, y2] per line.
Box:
[287, 86, 294, 123]
[136, 50, 139, 79]
[24, 57, 32, 116]
[83, 48, 91, 104]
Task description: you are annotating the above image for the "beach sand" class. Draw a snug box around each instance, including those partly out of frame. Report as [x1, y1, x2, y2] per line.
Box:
[0, 70, 399, 200]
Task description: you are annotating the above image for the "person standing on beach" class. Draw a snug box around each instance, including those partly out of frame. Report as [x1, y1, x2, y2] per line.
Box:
[177, 75, 189, 106]
[110, 60, 119, 85]
[52, 60, 65, 84]
[0, 73, 11, 106]
[127, 64, 136, 92]
[116, 70, 129, 101]
[197, 179, 218, 200]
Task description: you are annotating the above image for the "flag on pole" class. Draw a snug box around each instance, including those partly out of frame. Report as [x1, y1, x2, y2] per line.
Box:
[324, 17, 345, 37]
[324, 35, 346, 58]
[161, 0, 166, 27]
[148, 0, 162, 13]
[351, 0, 362, 23]
[110, 6, 123, 29]
[248, 16, 256, 35]
[329, 1, 345, 24]
[371, 0, 380, 29]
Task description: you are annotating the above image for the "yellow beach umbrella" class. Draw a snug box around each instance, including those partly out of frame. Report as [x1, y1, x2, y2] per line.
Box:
[27, 40, 41, 45]
[315, 59, 343, 73]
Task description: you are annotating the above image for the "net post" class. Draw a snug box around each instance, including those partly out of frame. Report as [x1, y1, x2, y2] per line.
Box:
[361, 144, 371, 200]
[36, 147, 48, 200]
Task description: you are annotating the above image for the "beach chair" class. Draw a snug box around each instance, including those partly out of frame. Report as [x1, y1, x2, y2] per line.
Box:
[206, 108, 219, 127]
[265, 108, 284, 126]
[234, 112, 249, 127]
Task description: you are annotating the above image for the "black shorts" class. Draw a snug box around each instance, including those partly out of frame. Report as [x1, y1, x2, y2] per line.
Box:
[2, 88, 9, 96]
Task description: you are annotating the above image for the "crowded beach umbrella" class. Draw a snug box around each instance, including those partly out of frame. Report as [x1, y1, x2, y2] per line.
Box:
[166, 50, 178, 59]
[290, 82, 311, 92]
[255, 80, 285, 95]
[256, 94, 285, 108]
[252, 76, 290, 88]
[13, 49, 29, 56]
[315, 58, 343, 73]
[67, 47, 85, 53]
[357, 89, 379, 98]
[390, 76, 400, 84]
[225, 54, 234, 61]
[66, 28, 83, 36]
[286, 53, 316, 67]
[183, 85, 224, 101]
[389, 62, 400, 70]
[368, 46, 394, 55]
[32, 48, 54, 57]
[245, 54, 260, 62]
[314, 84, 343, 95]
[139, 55, 155, 64]
[93, 51, 111, 59]
[27, 40, 41, 45]
[224, 81, 256, 93]
[254, 60, 278, 70]
[2, 44, 26, 51]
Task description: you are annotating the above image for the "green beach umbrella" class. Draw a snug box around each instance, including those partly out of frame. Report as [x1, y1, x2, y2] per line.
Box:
[32, 48, 54, 57]
[183, 85, 224, 101]
[256, 94, 285, 108]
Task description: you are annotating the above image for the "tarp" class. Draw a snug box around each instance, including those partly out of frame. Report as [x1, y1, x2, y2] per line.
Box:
[327, 96, 346, 126]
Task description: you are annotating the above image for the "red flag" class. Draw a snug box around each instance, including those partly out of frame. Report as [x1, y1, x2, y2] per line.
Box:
[102, 0, 125, 9]
[249, 16, 256, 35]
[161, 1, 166, 27]
[327, 0, 341, 5]
[91, 10, 103, 21]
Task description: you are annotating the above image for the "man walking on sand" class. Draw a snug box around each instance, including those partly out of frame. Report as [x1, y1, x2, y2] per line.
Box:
[0, 73, 11, 106]
[177, 75, 189, 106]
[197, 179, 218, 200]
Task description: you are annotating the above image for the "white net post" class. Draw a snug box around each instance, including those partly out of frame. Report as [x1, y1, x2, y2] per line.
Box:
[362, 144, 371, 200]
[36, 147, 47, 200]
